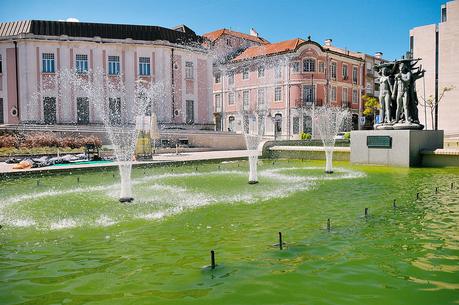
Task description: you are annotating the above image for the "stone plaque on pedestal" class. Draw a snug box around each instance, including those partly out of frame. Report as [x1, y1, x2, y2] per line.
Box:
[350, 130, 443, 167]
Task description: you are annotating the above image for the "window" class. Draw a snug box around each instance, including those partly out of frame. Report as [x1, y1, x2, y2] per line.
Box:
[291, 62, 300, 73]
[257, 88, 265, 106]
[343, 88, 348, 103]
[139, 57, 151, 76]
[303, 115, 312, 133]
[293, 117, 300, 134]
[331, 86, 337, 101]
[342, 64, 348, 79]
[242, 67, 249, 80]
[242, 90, 249, 110]
[109, 97, 121, 125]
[258, 66, 265, 78]
[214, 72, 221, 83]
[108, 56, 120, 75]
[77, 97, 89, 124]
[303, 85, 314, 105]
[0, 54, 2, 74]
[319, 61, 324, 73]
[352, 66, 358, 84]
[42, 53, 55, 73]
[228, 116, 235, 132]
[303, 58, 315, 72]
[352, 89, 358, 103]
[75, 54, 88, 74]
[274, 114, 282, 133]
[43, 97, 56, 124]
[441, 5, 447, 22]
[274, 65, 282, 79]
[274, 86, 282, 102]
[185, 61, 194, 79]
[228, 92, 235, 105]
[366, 82, 373, 93]
[0, 98, 4, 124]
[215, 94, 222, 111]
[330, 62, 337, 79]
[186, 100, 194, 124]
[227, 38, 232, 46]
[228, 71, 234, 85]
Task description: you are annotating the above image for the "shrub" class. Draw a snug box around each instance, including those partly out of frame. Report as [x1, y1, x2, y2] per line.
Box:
[301, 132, 312, 140]
[344, 132, 351, 140]
[0, 134, 19, 148]
[0, 132, 101, 149]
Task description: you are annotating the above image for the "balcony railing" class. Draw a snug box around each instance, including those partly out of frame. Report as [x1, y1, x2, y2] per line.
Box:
[296, 98, 323, 108]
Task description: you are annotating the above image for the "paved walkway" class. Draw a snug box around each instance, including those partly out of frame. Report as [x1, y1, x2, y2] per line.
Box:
[0, 150, 258, 174]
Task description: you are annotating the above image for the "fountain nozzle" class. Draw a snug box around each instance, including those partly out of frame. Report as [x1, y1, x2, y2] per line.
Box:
[119, 197, 134, 203]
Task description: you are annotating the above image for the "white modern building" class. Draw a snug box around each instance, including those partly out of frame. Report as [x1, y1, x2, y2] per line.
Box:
[410, 0, 459, 136]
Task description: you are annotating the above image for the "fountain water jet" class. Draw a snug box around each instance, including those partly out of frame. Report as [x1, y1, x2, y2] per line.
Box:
[242, 106, 266, 184]
[311, 106, 350, 174]
[31, 68, 165, 202]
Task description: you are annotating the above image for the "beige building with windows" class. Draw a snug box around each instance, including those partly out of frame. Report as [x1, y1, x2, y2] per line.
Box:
[0, 20, 214, 130]
[410, 0, 459, 136]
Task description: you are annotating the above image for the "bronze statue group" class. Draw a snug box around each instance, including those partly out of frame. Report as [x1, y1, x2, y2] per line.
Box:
[374, 58, 425, 130]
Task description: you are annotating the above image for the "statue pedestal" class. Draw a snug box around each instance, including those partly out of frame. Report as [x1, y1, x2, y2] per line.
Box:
[350, 130, 444, 167]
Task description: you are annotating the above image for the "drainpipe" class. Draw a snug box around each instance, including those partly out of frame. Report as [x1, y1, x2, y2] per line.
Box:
[171, 48, 175, 121]
[434, 25, 439, 130]
[287, 63, 291, 139]
[13, 41, 20, 120]
[221, 67, 224, 131]
[358, 62, 363, 130]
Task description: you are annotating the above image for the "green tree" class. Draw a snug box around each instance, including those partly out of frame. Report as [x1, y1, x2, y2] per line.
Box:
[362, 95, 379, 126]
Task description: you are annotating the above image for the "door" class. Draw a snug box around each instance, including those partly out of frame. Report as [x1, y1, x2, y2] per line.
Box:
[0, 98, 3, 124]
[43, 97, 56, 124]
[186, 100, 194, 124]
[77, 97, 90, 125]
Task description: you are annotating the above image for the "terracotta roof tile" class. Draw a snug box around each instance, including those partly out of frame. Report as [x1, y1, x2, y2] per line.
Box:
[203, 28, 269, 45]
[232, 38, 305, 61]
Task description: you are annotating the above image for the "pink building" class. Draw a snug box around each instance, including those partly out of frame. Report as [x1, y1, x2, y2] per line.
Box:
[0, 20, 214, 130]
[207, 33, 366, 138]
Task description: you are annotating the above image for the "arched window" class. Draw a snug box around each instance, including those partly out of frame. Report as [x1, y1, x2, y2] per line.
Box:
[228, 116, 235, 132]
[303, 58, 315, 72]
[274, 114, 282, 133]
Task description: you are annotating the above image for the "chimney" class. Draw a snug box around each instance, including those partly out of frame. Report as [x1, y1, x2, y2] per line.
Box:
[250, 28, 259, 37]
[324, 38, 332, 46]
[374, 52, 383, 59]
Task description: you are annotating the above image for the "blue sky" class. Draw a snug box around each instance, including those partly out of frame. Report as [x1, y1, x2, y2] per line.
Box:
[1, 0, 443, 60]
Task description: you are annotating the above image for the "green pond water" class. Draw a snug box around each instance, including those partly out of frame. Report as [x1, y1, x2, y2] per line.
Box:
[0, 160, 458, 305]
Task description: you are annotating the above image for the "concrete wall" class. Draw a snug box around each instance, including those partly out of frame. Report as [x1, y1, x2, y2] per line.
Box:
[160, 130, 245, 150]
[351, 130, 444, 167]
